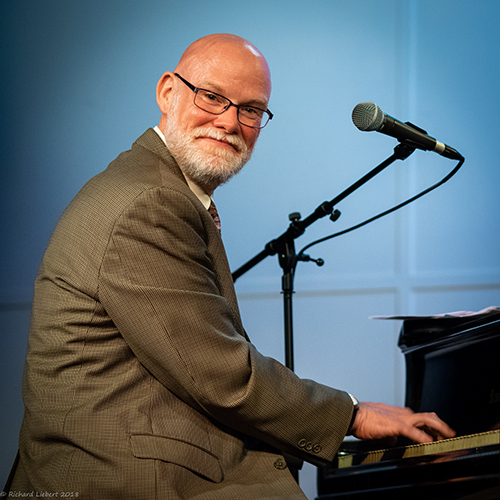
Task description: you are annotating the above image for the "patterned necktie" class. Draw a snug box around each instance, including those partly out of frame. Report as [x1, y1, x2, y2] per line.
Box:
[208, 200, 221, 231]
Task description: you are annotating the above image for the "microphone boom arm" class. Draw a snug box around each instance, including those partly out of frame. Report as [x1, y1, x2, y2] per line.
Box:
[232, 142, 416, 282]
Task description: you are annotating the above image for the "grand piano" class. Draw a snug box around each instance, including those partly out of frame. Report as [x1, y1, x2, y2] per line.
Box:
[316, 308, 500, 499]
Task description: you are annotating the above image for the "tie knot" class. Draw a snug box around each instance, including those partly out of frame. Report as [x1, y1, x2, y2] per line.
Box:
[208, 200, 221, 231]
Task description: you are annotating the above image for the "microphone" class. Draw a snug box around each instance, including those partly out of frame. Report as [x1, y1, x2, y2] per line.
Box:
[352, 102, 463, 161]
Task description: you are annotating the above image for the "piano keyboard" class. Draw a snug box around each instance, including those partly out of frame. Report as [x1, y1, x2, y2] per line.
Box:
[337, 428, 500, 468]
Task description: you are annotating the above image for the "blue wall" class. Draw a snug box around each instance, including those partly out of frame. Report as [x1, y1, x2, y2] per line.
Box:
[2, 1, 500, 497]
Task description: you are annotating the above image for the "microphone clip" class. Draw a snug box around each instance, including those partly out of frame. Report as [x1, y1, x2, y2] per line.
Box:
[394, 141, 417, 160]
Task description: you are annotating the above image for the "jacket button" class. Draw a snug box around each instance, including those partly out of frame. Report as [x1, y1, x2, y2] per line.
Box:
[274, 458, 288, 470]
[313, 444, 322, 454]
[305, 442, 313, 451]
[298, 439, 307, 448]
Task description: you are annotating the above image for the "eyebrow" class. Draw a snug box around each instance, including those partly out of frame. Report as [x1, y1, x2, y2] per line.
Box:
[197, 79, 269, 109]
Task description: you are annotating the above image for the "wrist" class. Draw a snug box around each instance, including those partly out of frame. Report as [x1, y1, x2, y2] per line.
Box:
[347, 394, 359, 434]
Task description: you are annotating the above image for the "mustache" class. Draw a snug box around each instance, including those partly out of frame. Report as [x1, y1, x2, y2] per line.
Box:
[192, 127, 247, 152]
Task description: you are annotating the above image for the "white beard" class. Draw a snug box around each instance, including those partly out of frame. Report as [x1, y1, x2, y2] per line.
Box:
[163, 101, 254, 191]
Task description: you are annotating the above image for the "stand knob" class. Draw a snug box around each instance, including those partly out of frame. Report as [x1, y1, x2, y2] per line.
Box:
[299, 254, 324, 266]
[330, 209, 341, 222]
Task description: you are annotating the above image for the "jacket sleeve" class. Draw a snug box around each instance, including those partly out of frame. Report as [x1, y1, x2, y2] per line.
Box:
[98, 184, 354, 465]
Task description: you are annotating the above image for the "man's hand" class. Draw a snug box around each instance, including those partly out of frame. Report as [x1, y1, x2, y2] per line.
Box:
[348, 402, 456, 444]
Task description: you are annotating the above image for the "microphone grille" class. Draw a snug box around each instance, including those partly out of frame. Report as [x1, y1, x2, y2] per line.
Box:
[352, 102, 385, 131]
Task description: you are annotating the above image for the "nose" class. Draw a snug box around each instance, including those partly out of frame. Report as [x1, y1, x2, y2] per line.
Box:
[211, 104, 240, 134]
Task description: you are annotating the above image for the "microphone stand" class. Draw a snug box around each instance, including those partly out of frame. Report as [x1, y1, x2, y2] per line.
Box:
[232, 142, 416, 373]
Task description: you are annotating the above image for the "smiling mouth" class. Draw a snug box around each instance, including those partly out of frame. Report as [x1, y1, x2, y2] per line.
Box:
[198, 136, 239, 152]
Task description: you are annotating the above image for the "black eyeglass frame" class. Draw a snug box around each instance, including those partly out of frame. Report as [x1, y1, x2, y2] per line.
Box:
[174, 73, 273, 129]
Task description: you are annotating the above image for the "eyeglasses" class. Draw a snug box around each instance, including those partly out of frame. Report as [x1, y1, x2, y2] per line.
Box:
[174, 73, 273, 129]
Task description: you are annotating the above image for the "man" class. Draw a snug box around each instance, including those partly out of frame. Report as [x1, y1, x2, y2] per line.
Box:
[8, 34, 454, 499]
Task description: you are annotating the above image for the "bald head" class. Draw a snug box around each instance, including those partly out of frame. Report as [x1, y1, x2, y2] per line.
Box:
[176, 33, 268, 67]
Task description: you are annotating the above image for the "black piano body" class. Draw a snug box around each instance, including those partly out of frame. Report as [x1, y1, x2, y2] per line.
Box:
[316, 310, 500, 499]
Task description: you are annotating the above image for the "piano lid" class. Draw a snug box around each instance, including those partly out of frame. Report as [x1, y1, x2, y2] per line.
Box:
[371, 306, 500, 349]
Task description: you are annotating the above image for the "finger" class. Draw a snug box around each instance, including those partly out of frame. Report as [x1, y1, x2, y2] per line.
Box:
[410, 413, 456, 439]
[400, 424, 436, 444]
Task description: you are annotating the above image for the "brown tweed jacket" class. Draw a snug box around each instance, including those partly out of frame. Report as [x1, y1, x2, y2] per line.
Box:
[10, 129, 353, 499]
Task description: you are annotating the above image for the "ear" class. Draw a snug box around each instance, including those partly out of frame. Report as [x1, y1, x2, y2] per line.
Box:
[156, 71, 175, 114]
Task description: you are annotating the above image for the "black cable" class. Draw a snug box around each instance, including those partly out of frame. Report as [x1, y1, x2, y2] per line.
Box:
[298, 157, 465, 257]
